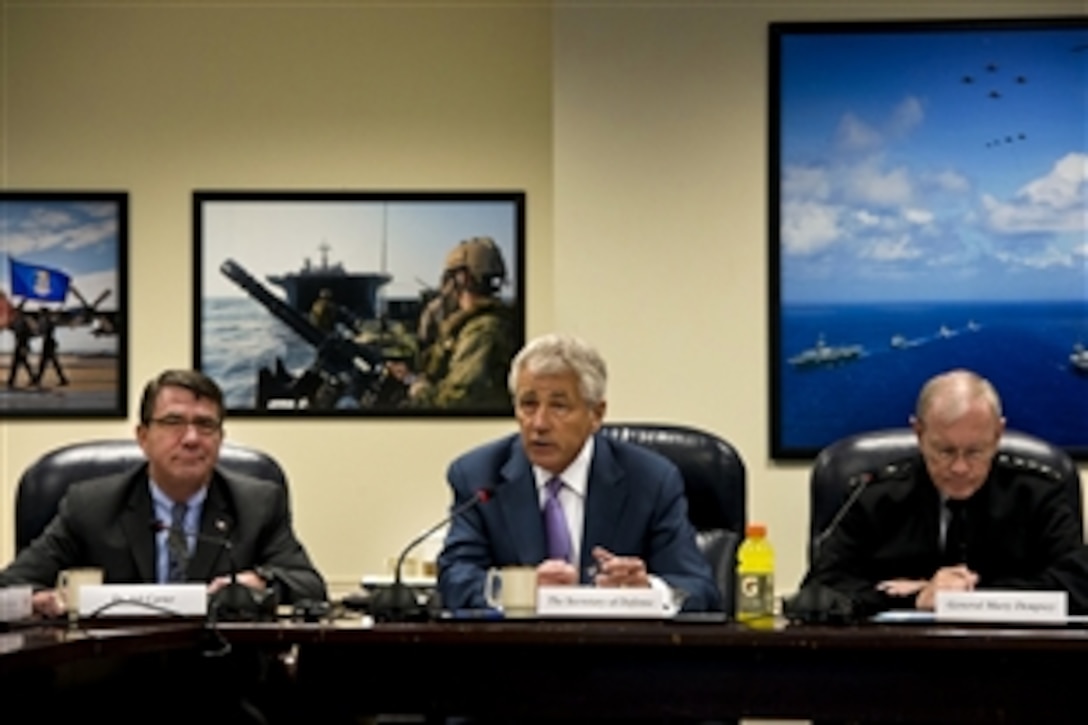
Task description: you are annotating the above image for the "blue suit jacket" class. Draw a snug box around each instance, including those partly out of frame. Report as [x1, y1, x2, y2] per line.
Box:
[437, 432, 721, 612]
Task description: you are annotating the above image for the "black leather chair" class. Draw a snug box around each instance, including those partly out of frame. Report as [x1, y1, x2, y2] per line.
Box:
[15, 439, 287, 551]
[808, 427, 1084, 562]
[599, 423, 746, 615]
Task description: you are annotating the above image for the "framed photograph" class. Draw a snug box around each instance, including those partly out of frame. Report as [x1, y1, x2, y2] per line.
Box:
[0, 191, 128, 418]
[194, 191, 525, 417]
[770, 17, 1088, 459]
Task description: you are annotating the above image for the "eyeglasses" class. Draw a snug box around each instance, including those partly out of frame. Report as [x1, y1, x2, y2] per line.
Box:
[149, 415, 222, 436]
[924, 442, 993, 466]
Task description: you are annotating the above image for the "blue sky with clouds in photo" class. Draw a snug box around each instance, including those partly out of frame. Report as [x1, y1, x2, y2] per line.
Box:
[200, 198, 520, 301]
[779, 22, 1088, 304]
[1, 199, 122, 310]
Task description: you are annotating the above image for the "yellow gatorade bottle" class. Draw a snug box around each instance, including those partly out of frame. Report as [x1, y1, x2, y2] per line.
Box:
[736, 522, 775, 627]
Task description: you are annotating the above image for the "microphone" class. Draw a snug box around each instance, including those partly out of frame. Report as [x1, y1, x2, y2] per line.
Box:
[783, 470, 876, 624]
[810, 471, 873, 563]
[369, 485, 496, 622]
[149, 518, 276, 622]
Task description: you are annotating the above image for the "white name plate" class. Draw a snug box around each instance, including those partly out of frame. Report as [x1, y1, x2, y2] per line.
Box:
[78, 584, 208, 617]
[935, 590, 1067, 623]
[536, 586, 672, 618]
[0, 586, 33, 622]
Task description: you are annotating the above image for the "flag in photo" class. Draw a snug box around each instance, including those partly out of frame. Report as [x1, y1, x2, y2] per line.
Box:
[9, 257, 71, 302]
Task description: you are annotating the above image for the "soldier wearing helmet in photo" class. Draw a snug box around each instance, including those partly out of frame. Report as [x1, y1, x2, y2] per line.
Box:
[416, 273, 460, 353]
[308, 287, 338, 333]
[394, 236, 515, 409]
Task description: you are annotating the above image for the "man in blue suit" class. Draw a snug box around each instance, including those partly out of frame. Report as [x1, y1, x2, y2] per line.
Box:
[438, 333, 721, 612]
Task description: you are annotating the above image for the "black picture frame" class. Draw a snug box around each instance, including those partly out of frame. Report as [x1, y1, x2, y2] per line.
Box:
[0, 191, 129, 418]
[193, 190, 526, 417]
[769, 17, 1088, 460]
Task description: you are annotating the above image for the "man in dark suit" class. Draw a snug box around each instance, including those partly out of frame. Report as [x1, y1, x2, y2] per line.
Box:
[438, 333, 720, 613]
[800, 368, 1083, 616]
[0, 368, 326, 616]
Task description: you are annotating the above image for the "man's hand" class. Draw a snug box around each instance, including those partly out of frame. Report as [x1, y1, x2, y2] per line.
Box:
[385, 361, 419, 387]
[914, 565, 979, 610]
[207, 570, 267, 595]
[31, 588, 66, 618]
[591, 547, 650, 588]
[876, 578, 928, 597]
[536, 559, 578, 586]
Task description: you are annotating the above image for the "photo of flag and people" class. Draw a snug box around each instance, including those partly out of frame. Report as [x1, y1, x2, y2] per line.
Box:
[0, 195, 125, 414]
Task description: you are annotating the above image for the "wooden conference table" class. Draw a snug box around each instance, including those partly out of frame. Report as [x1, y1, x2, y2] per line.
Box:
[3, 616, 1086, 722]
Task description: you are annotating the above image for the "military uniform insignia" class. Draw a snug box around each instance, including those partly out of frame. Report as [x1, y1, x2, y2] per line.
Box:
[994, 452, 1063, 482]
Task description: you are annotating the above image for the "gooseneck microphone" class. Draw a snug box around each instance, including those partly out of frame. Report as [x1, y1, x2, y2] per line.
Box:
[370, 486, 496, 622]
[783, 470, 876, 624]
[149, 518, 276, 622]
[810, 471, 873, 563]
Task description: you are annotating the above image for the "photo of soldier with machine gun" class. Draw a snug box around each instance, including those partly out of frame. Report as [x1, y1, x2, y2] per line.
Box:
[195, 193, 524, 416]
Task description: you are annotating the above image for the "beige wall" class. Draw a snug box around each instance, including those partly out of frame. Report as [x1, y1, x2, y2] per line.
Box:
[1, 0, 1082, 598]
[552, 0, 1086, 594]
[0, 0, 553, 595]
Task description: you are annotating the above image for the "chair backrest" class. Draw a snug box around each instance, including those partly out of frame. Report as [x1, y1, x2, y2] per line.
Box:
[808, 427, 1084, 561]
[599, 423, 746, 613]
[15, 439, 287, 551]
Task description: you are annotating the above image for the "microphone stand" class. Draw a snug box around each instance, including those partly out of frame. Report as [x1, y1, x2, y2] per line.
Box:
[207, 539, 274, 623]
[370, 487, 494, 622]
[783, 471, 876, 624]
[810, 471, 873, 563]
[152, 518, 276, 623]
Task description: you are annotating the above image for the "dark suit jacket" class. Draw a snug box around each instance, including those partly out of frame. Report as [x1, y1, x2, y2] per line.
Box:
[0, 464, 327, 604]
[437, 432, 721, 612]
[802, 455, 1083, 615]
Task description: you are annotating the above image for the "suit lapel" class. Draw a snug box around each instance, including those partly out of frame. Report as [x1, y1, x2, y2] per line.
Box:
[119, 471, 156, 583]
[498, 440, 548, 565]
[582, 435, 627, 579]
[188, 474, 233, 581]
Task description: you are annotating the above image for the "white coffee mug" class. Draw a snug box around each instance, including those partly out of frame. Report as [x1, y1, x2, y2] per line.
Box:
[484, 565, 537, 618]
[56, 567, 104, 616]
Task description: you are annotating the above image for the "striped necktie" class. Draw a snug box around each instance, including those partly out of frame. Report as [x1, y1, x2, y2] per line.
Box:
[167, 502, 190, 583]
[543, 477, 573, 563]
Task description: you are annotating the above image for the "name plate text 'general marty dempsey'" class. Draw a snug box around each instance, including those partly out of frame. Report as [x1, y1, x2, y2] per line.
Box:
[936, 590, 1067, 623]
[536, 586, 673, 618]
[78, 584, 208, 617]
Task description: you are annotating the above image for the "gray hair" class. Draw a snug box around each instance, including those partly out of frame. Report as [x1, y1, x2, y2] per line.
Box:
[508, 333, 607, 406]
[914, 368, 1003, 424]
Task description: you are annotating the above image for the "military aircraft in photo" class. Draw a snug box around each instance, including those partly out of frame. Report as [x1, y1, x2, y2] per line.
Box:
[53, 287, 120, 337]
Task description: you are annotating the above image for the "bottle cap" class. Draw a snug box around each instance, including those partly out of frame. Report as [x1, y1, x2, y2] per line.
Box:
[745, 523, 767, 538]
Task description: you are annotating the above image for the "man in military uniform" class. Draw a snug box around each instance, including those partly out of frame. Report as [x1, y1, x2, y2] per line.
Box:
[416, 274, 459, 352]
[6, 307, 36, 389]
[799, 369, 1085, 616]
[308, 287, 338, 333]
[35, 307, 68, 387]
[395, 236, 515, 410]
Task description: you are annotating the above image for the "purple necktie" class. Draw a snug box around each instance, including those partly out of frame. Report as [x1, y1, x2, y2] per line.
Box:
[543, 477, 573, 562]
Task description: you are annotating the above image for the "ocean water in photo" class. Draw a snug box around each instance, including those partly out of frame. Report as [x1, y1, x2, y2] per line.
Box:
[778, 301, 1088, 453]
[202, 297, 315, 409]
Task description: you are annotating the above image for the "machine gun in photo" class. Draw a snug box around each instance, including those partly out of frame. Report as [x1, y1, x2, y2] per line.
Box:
[219, 258, 416, 410]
